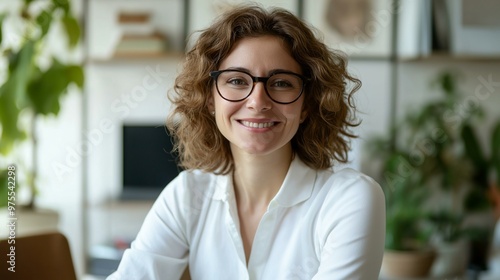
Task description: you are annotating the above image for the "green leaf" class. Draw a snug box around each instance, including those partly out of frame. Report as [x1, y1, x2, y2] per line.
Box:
[67, 65, 84, 88]
[0, 169, 7, 208]
[27, 61, 68, 115]
[464, 188, 491, 212]
[52, 0, 70, 13]
[26, 61, 82, 116]
[462, 124, 489, 186]
[0, 41, 35, 154]
[0, 82, 24, 155]
[36, 10, 53, 38]
[0, 94, 28, 155]
[62, 15, 80, 48]
[12, 41, 36, 106]
[492, 121, 500, 182]
[433, 71, 460, 97]
[462, 124, 487, 168]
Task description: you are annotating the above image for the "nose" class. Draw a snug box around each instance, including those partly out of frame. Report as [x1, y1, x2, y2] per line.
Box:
[246, 82, 272, 111]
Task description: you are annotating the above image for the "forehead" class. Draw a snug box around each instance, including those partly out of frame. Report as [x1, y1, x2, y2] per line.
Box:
[219, 35, 301, 74]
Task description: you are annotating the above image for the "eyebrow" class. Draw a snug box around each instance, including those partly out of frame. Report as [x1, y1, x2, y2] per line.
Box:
[224, 67, 302, 76]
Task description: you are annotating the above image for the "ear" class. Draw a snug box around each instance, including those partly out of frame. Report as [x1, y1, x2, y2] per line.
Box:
[207, 95, 215, 113]
[300, 109, 308, 123]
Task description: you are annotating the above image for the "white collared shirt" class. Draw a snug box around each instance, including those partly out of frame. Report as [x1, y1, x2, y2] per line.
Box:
[108, 157, 385, 280]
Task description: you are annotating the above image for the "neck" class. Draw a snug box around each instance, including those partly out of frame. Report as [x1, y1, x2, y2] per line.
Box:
[232, 145, 293, 212]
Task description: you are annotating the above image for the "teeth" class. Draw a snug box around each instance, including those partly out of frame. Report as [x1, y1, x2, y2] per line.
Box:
[241, 121, 275, 128]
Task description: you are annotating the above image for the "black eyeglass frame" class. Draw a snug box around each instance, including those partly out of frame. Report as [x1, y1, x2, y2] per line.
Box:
[209, 69, 309, 104]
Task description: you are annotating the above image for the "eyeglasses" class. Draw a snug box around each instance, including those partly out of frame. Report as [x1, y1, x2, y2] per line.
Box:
[209, 69, 308, 104]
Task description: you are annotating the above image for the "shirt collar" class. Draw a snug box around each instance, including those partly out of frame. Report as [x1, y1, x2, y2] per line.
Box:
[272, 156, 316, 207]
[213, 157, 317, 208]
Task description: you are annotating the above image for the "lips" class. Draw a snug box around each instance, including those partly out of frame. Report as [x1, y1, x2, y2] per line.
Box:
[239, 120, 277, 128]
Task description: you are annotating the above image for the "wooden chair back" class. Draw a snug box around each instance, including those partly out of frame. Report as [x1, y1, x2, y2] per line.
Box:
[0, 232, 77, 280]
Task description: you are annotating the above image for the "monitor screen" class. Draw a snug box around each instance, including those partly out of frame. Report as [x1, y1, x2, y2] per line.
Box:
[122, 124, 181, 200]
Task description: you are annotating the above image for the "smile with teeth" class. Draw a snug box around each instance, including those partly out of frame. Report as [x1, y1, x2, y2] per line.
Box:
[240, 120, 276, 128]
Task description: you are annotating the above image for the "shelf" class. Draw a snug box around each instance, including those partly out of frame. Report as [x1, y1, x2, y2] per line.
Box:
[348, 56, 393, 62]
[96, 200, 155, 210]
[398, 53, 500, 63]
[88, 51, 185, 64]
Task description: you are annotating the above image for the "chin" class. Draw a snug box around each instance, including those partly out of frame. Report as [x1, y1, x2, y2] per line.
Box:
[233, 143, 274, 155]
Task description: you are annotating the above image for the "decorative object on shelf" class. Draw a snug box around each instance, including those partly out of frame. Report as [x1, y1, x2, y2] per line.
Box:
[303, 0, 393, 58]
[113, 11, 170, 57]
[324, 0, 372, 39]
[448, 0, 500, 57]
[431, 0, 450, 52]
[0, 0, 84, 209]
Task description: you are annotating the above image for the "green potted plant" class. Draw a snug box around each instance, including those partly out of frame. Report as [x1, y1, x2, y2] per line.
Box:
[412, 72, 500, 278]
[417, 72, 500, 276]
[404, 71, 481, 277]
[460, 119, 500, 275]
[0, 0, 83, 215]
[370, 71, 491, 278]
[370, 70, 500, 278]
[368, 137, 436, 278]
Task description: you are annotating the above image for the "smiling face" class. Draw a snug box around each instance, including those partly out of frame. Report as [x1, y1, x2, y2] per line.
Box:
[209, 35, 307, 158]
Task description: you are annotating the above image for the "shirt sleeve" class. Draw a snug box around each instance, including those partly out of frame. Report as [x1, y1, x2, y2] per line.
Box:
[312, 171, 386, 280]
[107, 173, 190, 280]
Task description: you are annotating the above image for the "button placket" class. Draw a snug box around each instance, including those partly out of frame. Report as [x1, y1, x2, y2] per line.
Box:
[247, 207, 279, 279]
[224, 194, 248, 274]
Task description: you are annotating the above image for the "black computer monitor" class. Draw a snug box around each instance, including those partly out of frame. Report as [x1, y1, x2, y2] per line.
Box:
[121, 124, 181, 200]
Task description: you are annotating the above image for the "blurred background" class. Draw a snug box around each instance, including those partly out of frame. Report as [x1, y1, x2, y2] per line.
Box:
[1, 0, 500, 279]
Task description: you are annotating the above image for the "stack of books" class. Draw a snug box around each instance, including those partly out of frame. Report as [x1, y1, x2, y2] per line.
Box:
[114, 12, 169, 57]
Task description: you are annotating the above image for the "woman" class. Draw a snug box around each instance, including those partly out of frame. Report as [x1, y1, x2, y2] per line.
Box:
[109, 5, 385, 280]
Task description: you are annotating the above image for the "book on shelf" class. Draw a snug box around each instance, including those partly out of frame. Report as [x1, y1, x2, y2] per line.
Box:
[397, 0, 432, 59]
[114, 33, 169, 57]
[113, 11, 172, 58]
[118, 12, 150, 24]
[117, 11, 155, 36]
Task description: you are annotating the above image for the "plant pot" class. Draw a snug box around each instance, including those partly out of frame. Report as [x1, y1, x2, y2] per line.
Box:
[431, 240, 468, 277]
[381, 249, 436, 278]
[0, 207, 59, 238]
[489, 219, 500, 275]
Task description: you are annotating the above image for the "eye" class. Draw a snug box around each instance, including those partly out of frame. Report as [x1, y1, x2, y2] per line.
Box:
[218, 71, 252, 89]
[270, 79, 294, 88]
[227, 77, 249, 86]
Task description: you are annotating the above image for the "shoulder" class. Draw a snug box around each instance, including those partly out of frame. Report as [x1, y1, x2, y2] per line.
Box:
[154, 169, 225, 215]
[318, 167, 381, 192]
[315, 168, 385, 214]
[161, 169, 220, 195]
[313, 168, 386, 243]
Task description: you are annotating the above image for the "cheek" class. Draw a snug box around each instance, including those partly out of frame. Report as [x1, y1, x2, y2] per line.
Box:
[214, 98, 240, 123]
[282, 102, 305, 121]
[283, 111, 301, 122]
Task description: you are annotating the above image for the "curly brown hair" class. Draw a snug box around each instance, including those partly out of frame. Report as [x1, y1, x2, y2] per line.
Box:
[167, 4, 361, 174]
